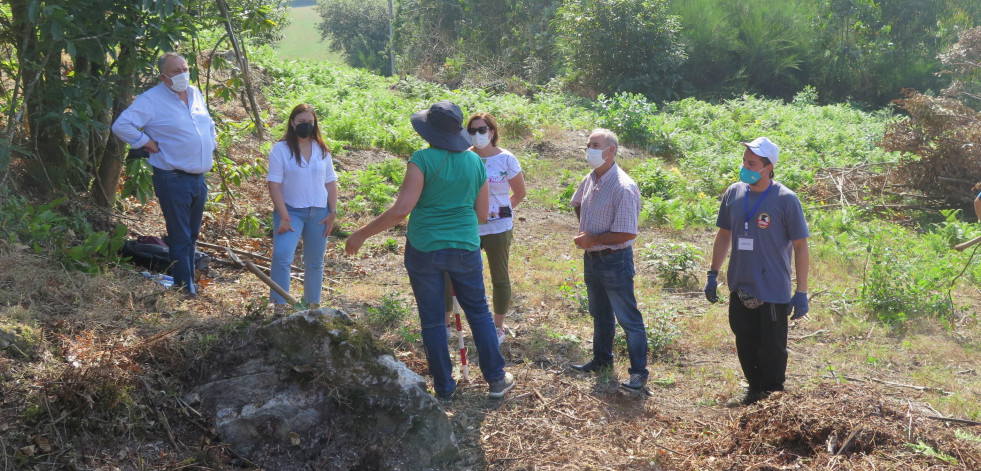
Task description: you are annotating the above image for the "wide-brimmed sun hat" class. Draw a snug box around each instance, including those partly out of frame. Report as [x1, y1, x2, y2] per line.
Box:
[410, 101, 473, 152]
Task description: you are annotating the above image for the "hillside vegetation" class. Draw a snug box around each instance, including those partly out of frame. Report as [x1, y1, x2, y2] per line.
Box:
[318, 0, 981, 106]
[2, 48, 981, 468]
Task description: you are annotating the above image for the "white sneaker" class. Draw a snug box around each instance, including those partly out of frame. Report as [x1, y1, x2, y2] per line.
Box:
[496, 327, 506, 345]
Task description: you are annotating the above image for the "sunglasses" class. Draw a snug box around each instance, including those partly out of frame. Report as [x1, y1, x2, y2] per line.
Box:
[467, 126, 490, 135]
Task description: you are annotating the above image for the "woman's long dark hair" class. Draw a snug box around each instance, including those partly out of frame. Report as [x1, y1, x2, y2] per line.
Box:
[280, 104, 330, 166]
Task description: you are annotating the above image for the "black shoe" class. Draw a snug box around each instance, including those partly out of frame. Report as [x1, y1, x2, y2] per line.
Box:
[571, 360, 612, 373]
[619, 374, 648, 391]
[726, 389, 770, 407]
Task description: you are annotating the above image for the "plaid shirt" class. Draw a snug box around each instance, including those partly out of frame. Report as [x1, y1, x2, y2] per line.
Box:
[571, 163, 641, 251]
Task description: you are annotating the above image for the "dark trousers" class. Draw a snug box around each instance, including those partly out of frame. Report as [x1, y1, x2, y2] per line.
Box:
[728, 292, 789, 392]
[152, 167, 207, 295]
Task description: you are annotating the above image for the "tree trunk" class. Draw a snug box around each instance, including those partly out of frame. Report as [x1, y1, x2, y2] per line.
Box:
[215, 0, 264, 139]
[93, 46, 136, 207]
[10, 0, 71, 192]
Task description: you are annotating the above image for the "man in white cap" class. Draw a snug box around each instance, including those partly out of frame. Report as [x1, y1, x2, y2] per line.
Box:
[704, 137, 810, 406]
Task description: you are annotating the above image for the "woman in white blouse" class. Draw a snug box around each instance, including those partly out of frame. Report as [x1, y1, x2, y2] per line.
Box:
[267, 104, 338, 307]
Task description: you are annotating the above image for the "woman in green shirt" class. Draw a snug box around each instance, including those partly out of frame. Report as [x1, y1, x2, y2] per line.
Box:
[345, 101, 515, 400]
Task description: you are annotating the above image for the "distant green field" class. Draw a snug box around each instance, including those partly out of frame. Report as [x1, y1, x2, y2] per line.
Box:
[275, 5, 344, 62]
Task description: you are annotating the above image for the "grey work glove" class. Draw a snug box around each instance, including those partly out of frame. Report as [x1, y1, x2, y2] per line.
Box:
[704, 271, 719, 303]
[789, 291, 809, 319]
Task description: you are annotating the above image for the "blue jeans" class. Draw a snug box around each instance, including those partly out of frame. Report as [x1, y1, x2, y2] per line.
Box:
[271, 206, 330, 305]
[152, 167, 207, 295]
[583, 247, 649, 378]
[404, 241, 506, 398]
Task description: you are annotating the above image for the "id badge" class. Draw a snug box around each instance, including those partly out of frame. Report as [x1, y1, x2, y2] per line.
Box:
[737, 237, 754, 251]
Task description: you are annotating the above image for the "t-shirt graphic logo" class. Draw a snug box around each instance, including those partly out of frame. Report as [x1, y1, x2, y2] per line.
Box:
[757, 212, 771, 229]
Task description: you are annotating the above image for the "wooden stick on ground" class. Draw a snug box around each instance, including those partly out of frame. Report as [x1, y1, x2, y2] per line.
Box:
[201, 240, 340, 289]
[924, 416, 981, 426]
[224, 247, 299, 305]
[868, 377, 953, 396]
[197, 240, 303, 273]
[835, 426, 864, 456]
[791, 329, 827, 341]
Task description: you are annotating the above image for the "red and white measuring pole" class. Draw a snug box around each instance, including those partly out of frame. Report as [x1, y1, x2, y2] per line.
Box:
[451, 294, 469, 381]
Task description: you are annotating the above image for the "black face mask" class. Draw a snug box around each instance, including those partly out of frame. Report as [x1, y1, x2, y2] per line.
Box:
[295, 122, 314, 139]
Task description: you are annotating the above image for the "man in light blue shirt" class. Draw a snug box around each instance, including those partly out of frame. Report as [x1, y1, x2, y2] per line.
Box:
[112, 52, 217, 296]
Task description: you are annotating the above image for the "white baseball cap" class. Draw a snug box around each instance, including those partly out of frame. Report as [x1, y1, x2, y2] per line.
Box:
[740, 137, 779, 164]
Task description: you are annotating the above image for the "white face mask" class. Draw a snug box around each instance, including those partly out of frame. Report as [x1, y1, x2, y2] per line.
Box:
[585, 147, 608, 169]
[472, 132, 491, 149]
[166, 72, 190, 92]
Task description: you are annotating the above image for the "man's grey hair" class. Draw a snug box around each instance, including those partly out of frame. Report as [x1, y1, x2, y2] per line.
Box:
[157, 52, 184, 75]
[590, 128, 619, 153]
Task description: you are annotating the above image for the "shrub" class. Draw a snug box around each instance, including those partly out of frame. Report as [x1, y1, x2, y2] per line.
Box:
[338, 158, 405, 216]
[596, 93, 658, 147]
[646, 308, 681, 355]
[640, 242, 704, 289]
[316, 0, 392, 74]
[554, 0, 685, 101]
[365, 293, 411, 327]
[614, 308, 680, 356]
[558, 263, 589, 315]
[882, 90, 981, 208]
[631, 161, 685, 199]
[0, 195, 127, 273]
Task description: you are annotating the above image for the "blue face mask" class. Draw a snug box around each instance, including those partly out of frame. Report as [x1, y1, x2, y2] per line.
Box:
[740, 166, 762, 184]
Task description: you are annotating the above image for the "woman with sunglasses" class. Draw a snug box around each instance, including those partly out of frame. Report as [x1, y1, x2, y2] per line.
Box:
[267, 104, 338, 310]
[445, 113, 526, 345]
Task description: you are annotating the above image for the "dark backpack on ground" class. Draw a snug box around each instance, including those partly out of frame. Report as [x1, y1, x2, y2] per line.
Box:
[120, 239, 211, 274]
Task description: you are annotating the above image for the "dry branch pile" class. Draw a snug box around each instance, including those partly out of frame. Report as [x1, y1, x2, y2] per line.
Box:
[689, 383, 980, 470]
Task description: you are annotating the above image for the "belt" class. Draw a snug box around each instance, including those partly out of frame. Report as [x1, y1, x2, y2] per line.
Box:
[173, 169, 203, 176]
[585, 248, 621, 257]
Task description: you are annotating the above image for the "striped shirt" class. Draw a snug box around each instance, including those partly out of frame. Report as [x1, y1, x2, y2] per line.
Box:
[571, 162, 641, 251]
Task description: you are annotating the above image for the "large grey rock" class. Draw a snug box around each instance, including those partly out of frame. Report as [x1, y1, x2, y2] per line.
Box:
[193, 308, 457, 470]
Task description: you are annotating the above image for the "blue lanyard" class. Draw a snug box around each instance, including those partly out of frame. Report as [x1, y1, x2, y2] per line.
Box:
[744, 181, 773, 231]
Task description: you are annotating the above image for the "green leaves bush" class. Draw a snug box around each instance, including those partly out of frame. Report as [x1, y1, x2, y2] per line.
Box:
[614, 308, 681, 356]
[555, 0, 685, 101]
[259, 57, 596, 156]
[809, 208, 978, 325]
[316, 0, 392, 74]
[640, 242, 704, 289]
[338, 158, 405, 216]
[0, 195, 127, 273]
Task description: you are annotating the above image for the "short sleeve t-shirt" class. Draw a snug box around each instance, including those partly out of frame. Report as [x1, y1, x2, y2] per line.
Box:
[716, 181, 809, 303]
[570, 163, 641, 251]
[266, 141, 337, 209]
[480, 149, 522, 236]
[407, 147, 487, 252]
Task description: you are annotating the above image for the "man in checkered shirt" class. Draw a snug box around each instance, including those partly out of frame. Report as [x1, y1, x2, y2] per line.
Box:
[569, 128, 649, 392]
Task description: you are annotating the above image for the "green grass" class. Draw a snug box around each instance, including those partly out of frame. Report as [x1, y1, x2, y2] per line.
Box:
[275, 5, 344, 62]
